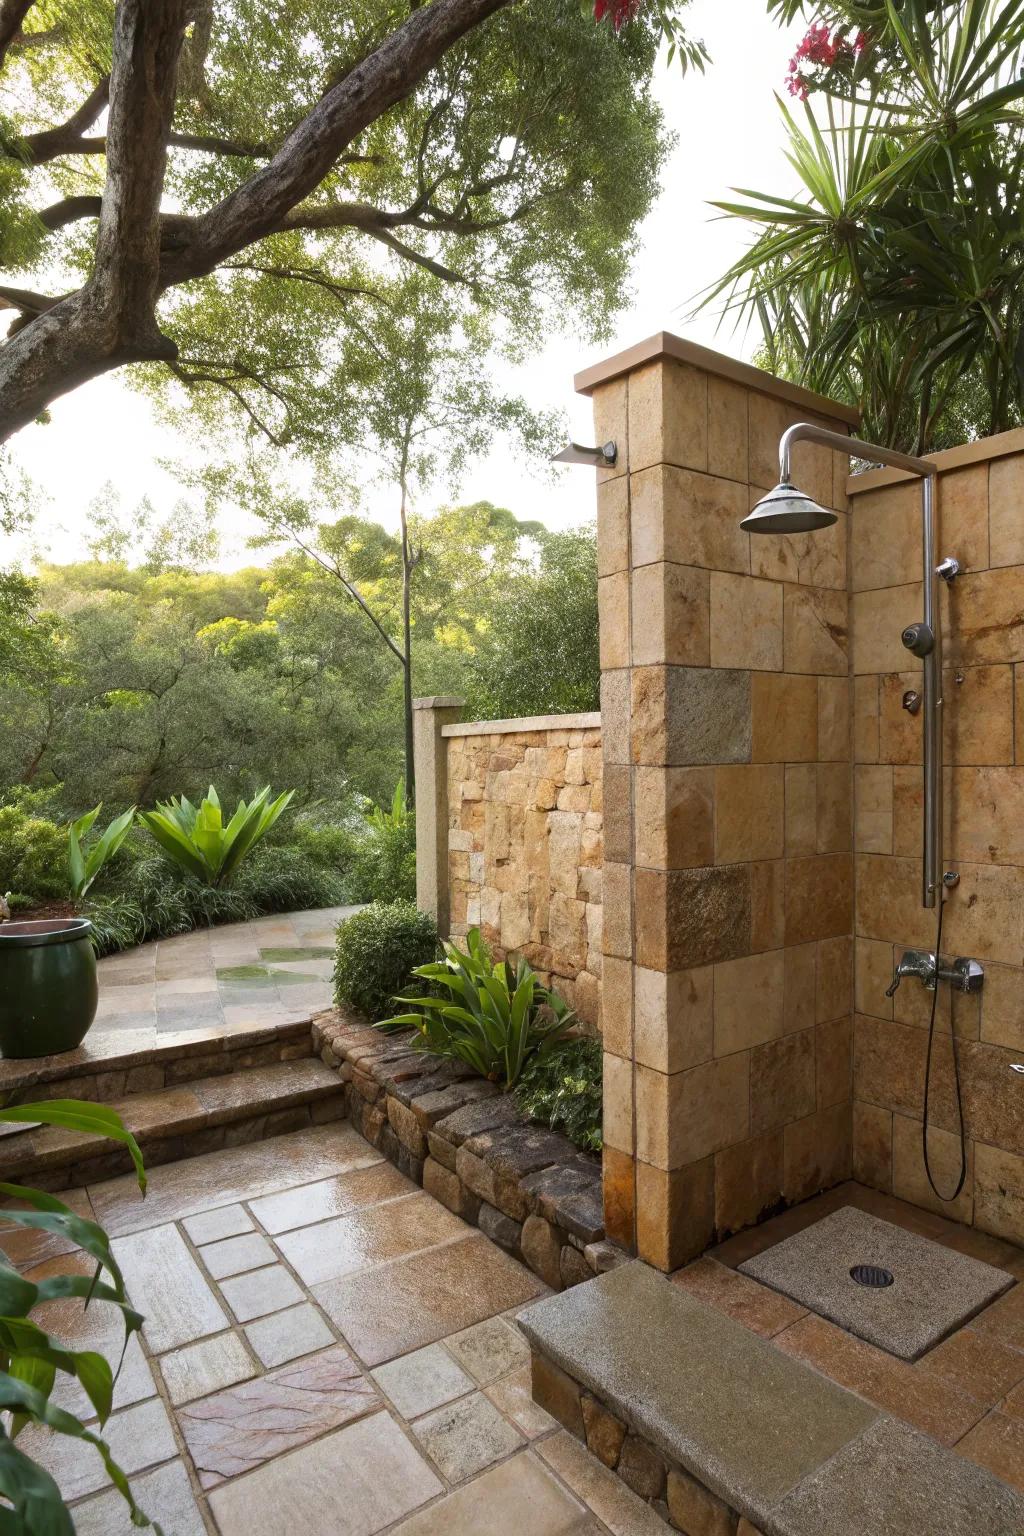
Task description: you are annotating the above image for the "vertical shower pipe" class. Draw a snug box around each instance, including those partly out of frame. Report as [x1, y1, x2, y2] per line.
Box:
[777, 425, 940, 907]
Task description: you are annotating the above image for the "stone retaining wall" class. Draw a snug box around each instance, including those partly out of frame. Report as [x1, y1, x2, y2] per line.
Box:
[414, 703, 604, 1029]
[312, 1005, 619, 1291]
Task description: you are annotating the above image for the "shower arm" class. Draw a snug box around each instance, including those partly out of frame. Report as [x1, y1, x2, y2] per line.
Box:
[778, 423, 941, 909]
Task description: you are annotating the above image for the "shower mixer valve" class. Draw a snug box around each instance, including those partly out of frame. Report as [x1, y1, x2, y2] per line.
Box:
[885, 950, 985, 997]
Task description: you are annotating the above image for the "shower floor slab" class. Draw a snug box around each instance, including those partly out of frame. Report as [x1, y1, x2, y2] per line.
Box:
[740, 1206, 1015, 1361]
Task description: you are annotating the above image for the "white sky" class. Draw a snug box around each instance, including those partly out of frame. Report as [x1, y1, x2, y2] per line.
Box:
[4, 0, 801, 568]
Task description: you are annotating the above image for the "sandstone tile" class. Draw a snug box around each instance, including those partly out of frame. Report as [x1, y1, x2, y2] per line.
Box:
[246, 1302, 335, 1368]
[671, 1256, 805, 1339]
[446, 1314, 530, 1386]
[70, 1459, 206, 1536]
[636, 1156, 715, 1272]
[92, 1124, 381, 1237]
[942, 462, 990, 572]
[853, 672, 880, 762]
[972, 1282, 1024, 1350]
[710, 572, 782, 671]
[598, 572, 630, 670]
[634, 765, 714, 869]
[159, 1330, 256, 1406]
[20, 1396, 176, 1503]
[850, 480, 921, 591]
[182, 1204, 252, 1246]
[630, 666, 751, 767]
[891, 1111, 973, 1223]
[816, 934, 852, 1023]
[989, 455, 1024, 567]
[750, 499, 847, 590]
[628, 358, 708, 475]
[919, 1326, 1024, 1407]
[208, 1411, 442, 1535]
[955, 566, 1024, 667]
[714, 763, 784, 863]
[817, 764, 850, 852]
[179, 1345, 378, 1488]
[774, 1314, 984, 1446]
[393, 1450, 602, 1535]
[597, 476, 629, 576]
[372, 1342, 474, 1418]
[666, 1054, 750, 1166]
[784, 764, 817, 857]
[201, 1231, 275, 1279]
[750, 1029, 816, 1135]
[220, 1263, 305, 1323]
[315, 1235, 544, 1367]
[750, 672, 817, 762]
[713, 950, 784, 1056]
[601, 669, 630, 766]
[854, 854, 934, 948]
[818, 675, 850, 761]
[816, 1015, 852, 1109]
[852, 1100, 892, 1189]
[634, 964, 713, 1074]
[785, 942, 817, 1034]
[486, 1363, 557, 1438]
[945, 663, 1014, 764]
[785, 853, 853, 945]
[413, 1390, 523, 1482]
[714, 1130, 784, 1236]
[950, 765, 1024, 864]
[0, 1187, 95, 1272]
[603, 1052, 634, 1156]
[275, 1192, 466, 1286]
[976, 1143, 1024, 1247]
[603, 1144, 636, 1251]
[112, 1222, 227, 1353]
[248, 1162, 415, 1233]
[855, 764, 893, 853]
[631, 561, 710, 667]
[784, 583, 847, 675]
[750, 859, 785, 952]
[878, 669, 923, 765]
[708, 376, 749, 484]
[957, 1410, 1024, 1496]
[635, 864, 751, 972]
[593, 377, 628, 480]
[852, 584, 921, 674]
[942, 861, 1024, 965]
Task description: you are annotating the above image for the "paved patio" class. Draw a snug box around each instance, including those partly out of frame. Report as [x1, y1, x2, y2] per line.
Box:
[94, 907, 358, 1045]
[9, 1121, 672, 1535]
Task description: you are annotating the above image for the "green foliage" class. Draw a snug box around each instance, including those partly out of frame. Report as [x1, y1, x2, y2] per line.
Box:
[0, 1097, 161, 1532]
[346, 787, 417, 905]
[467, 528, 599, 719]
[515, 1037, 603, 1153]
[0, 797, 68, 903]
[137, 785, 294, 888]
[704, 0, 1024, 451]
[333, 902, 439, 1021]
[67, 804, 136, 901]
[380, 928, 575, 1087]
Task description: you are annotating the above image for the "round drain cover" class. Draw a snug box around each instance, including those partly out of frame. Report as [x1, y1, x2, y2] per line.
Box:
[850, 1264, 894, 1289]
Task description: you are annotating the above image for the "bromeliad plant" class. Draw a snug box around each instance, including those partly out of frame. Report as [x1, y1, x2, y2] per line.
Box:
[67, 805, 137, 903]
[378, 927, 575, 1088]
[137, 785, 294, 888]
[0, 1100, 161, 1533]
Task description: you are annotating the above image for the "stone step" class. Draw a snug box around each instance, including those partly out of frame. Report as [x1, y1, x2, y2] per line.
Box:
[0, 1058, 345, 1188]
[517, 1260, 1024, 1536]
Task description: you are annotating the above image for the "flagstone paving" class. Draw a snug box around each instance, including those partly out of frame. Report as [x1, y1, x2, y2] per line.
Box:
[9, 1123, 676, 1536]
[93, 906, 359, 1045]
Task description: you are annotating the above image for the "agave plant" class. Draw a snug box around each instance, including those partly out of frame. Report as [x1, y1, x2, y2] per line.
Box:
[378, 927, 576, 1087]
[0, 1100, 161, 1532]
[67, 805, 136, 903]
[137, 785, 293, 888]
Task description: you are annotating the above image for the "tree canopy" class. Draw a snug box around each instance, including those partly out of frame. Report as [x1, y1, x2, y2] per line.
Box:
[705, 0, 1024, 452]
[0, 0, 701, 443]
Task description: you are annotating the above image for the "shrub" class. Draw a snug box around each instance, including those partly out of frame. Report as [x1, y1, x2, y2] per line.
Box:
[333, 902, 439, 1021]
[380, 927, 575, 1087]
[515, 1037, 603, 1153]
[346, 784, 416, 904]
[68, 804, 136, 900]
[0, 800, 68, 901]
[137, 784, 294, 886]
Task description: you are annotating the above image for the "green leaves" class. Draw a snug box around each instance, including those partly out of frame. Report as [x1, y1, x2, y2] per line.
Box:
[137, 784, 294, 887]
[377, 927, 576, 1087]
[67, 804, 136, 902]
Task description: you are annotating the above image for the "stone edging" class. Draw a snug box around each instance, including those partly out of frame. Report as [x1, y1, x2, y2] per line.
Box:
[311, 1006, 622, 1291]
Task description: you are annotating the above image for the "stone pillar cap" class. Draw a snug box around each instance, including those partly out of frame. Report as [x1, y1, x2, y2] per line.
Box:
[412, 696, 465, 710]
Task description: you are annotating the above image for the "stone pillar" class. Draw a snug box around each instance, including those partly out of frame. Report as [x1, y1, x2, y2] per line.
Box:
[583, 333, 856, 1272]
[413, 696, 464, 934]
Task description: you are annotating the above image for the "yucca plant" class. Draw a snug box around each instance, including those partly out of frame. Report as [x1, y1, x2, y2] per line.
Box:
[367, 782, 412, 834]
[137, 785, 293, 888]
[0, 1099, 161, 1533]
[378, 927, 575, 1087]
[67, 806, 136, 903]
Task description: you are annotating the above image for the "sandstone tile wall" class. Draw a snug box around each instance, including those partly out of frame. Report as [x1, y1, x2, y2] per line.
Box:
[587, 336, 859, 1271]
[445, 717, 604, 1027]
[849, 431, 1024, 1243]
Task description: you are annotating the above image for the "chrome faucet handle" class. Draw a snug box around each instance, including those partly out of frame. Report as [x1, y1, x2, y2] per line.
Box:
[937, 956, 985, 994]
[886, 949, 937, 998]
[885, 970, 901, 999]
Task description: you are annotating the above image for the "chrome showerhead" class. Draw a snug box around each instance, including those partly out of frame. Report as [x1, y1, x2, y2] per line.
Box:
[740, 482, 837, 535]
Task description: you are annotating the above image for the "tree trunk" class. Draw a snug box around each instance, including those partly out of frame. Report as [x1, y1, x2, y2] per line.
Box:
[399, 484, 415, 806]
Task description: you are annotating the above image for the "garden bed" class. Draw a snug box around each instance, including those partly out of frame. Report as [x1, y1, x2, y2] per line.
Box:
[312, 1004, 621, 1291]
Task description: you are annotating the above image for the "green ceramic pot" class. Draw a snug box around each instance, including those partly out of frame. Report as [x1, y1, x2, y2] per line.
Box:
[0, 918, 98, 1058]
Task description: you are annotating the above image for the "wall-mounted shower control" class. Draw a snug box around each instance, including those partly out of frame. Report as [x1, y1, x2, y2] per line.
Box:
[902, 689, 922, 715]
[936, 556, 961, 582]
[885, 949, 985, 997]
[901, 621, 935, 658]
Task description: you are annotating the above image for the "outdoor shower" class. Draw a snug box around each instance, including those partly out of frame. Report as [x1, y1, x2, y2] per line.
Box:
[742, 422, 985, 1203]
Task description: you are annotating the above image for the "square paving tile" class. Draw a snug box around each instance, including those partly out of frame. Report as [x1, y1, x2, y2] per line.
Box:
[246, 1302, 335, 1368]
[112, 1223, 227, 1353]
[412, 1390, 523, 1482]
[486, 1364, 557, 1438]
[314, 1234, 545, 1367]
[372, 1343, 475, 1419]
[69, 1458, 206, 1536]
[391, 1451, 602, 1535]
[20, 1396, 177, 1502]
[740, 1206, 1014, 1360]
[220, 1263, 305, 1322]
[159, 1331, 256, 1405]
[183, 1204, 253, 1246]
[177, 1345, 378, 1488]
[276, 1193, 466, 1285]
[207, 1411, 442, 1535]
[200, 1231, 276, 1279]
[445, 1315, 531, 1385]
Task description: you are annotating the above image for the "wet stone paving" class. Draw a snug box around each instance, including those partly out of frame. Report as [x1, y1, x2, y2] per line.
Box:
[8, 1122, 676, 1535]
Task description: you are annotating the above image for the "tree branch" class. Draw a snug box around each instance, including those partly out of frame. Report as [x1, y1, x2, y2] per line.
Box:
[0, 0, 34, 73]
[39, 195, 102, 231]
[19, 77, 109, 163]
